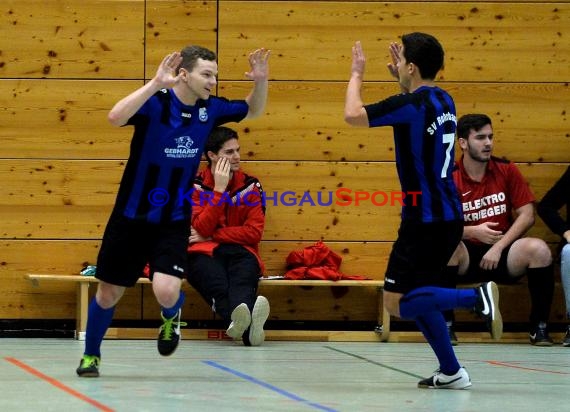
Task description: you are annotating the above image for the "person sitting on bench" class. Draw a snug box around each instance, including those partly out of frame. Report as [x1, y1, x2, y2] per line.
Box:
[445, 113, 554, 346]
[187, 126, 270, 346]
[537, 165, 570, 347]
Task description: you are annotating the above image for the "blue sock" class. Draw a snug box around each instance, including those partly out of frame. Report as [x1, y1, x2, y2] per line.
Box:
[84, 299, 115, 358]
[161, 290, 185, 319]
[399, 286, 478, 319]
[416, 311, 460, 375]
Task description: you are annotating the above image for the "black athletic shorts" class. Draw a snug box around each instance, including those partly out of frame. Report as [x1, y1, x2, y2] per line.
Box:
[384, 220, 463, 294]
[96, 212, 189, 287]
[458, 241, 519, 284]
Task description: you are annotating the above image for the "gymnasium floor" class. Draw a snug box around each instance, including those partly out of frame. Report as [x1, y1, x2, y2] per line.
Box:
[1, 338, 568, 411]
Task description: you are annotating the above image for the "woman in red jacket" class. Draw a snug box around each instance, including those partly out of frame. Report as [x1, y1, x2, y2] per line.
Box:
[187, 126, 270, 346]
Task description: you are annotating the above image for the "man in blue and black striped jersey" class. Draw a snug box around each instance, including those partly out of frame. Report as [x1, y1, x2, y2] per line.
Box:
[77, 45, 270, 377]
[345, 33, 501, 389]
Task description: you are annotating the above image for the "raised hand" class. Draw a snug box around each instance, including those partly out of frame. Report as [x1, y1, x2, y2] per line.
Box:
[245, 48, 271, 81]
[351, 41, 366, 78]
[213, 157, 231, 193]
[154, 52, 183, 89]
[386, 42, 401, 79]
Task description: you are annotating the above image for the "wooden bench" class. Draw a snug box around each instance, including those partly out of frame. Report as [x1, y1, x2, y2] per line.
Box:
[25, 274, 389, 342]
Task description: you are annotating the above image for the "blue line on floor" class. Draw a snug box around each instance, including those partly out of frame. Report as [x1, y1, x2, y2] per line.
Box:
[325, 346, 424, 379]
[203, 360, 338, 412]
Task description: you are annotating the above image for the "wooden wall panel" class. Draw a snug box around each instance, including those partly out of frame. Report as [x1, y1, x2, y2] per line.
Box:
[0, 240, 142, 319]
[450, 83, 569, 163]
[1, 1, 568, 325]
[2, 80, 566, 161]
[142, 282, 381, 321]
[0, 205, 111, 239]
[0, 80, 135, 159]
[0, 160, 123, 206]
[4, 238, 564, 322]
[220, 81, 570, 162]
[1, 160, 567, 241]
[218, 1, 570, 82]
[0, 200, 557, 243]
[258, 241, 391, 278]
[1, 240, 389, 280]
[145, 0, 218, 77]
[4, 239, 388, 319]
[10, 282, 143, 320]
[0, 0, 144, 79]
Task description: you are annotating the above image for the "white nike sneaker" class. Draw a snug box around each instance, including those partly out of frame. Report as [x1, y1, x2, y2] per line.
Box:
[418, 367, 472, 389]
[248, 296, 270, 346]
[226, 303, 251, 339]
[475, 281, 503, 340]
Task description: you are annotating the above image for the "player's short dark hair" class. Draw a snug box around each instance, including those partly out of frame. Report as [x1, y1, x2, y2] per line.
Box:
[205, 126, 239, 166]
[457, 114, 493, 139]
[401, 32, 444, 80]
[177, 45, 216, 73]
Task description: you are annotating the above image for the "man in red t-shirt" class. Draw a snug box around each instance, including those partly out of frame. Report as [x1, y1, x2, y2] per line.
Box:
[445, 114, 554, 346]
[187, 126, 270, 346]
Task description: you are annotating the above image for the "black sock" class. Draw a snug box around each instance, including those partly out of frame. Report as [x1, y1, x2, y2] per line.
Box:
[527, 265, 554, 328]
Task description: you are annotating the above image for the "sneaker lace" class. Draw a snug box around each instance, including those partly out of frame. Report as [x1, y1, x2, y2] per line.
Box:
[160, 315, 187, 341]
[160, 317, 175, 340]
[81, 355, 98, 368]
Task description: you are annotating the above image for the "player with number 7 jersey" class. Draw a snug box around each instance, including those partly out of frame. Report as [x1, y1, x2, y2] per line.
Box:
[344, 33, 499, 390]
[364, 89, 462, 223]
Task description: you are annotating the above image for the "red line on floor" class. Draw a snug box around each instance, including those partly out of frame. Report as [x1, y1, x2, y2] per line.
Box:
[4, 357, 115, 412]
[487, 360, 570, 375]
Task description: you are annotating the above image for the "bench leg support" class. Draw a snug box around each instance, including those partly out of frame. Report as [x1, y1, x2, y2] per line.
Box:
[376, 286, 390, 341]
[75, 282, 90, 341]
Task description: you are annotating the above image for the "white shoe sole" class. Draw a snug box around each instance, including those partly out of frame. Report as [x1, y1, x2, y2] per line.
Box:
[418, 367, 472, 389]
[249, 296, 270, 346]
[487, 282, 503, 340]
[226, 303, 251, 339]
